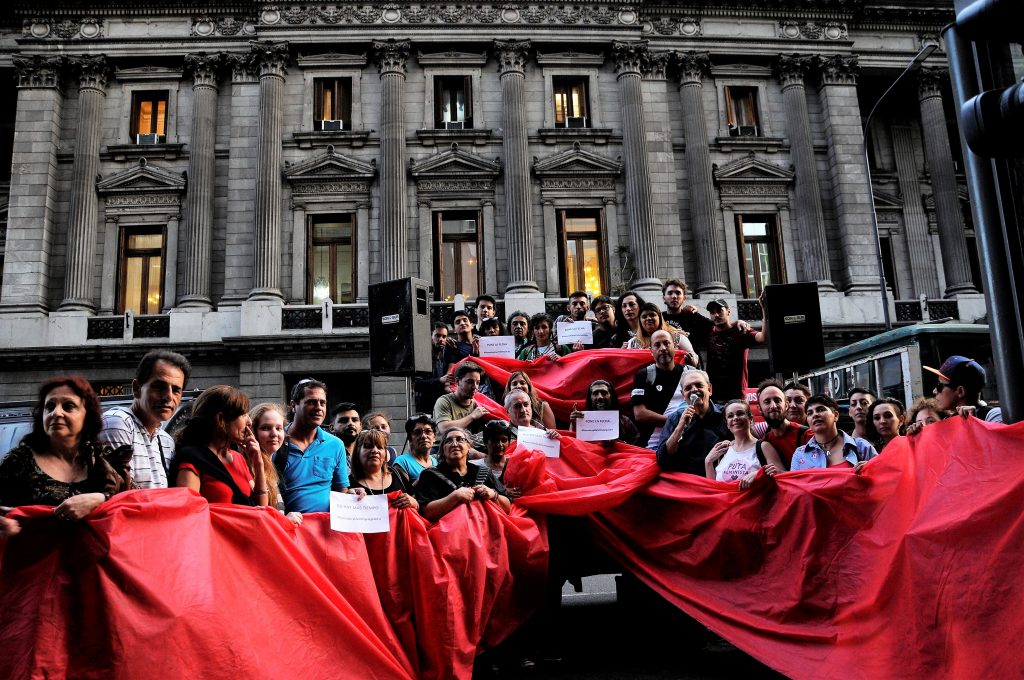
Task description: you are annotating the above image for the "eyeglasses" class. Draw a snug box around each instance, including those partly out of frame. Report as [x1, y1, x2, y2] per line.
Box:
[443, 436, 469, 446]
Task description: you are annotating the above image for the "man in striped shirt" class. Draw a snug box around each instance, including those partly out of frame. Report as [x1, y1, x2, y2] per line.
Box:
[98, 350, 191, 489]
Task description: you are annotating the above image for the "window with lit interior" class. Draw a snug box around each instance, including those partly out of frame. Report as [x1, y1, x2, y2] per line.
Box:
[434, 76, 473, 130]
[314, 78, 352, 131]
[434, 210, 480, 301]
[308, 214, 355, 304]
[559, 209, 605, 297]
[736, 213, 783, 297]
[725, 86, 760, 137]
[552, 76, 590, 128]
[131, 91, 168, 144]
[118, 227, 165, 315]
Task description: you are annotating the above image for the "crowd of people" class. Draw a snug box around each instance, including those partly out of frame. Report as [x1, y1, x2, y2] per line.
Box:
[0, 283, 1003, 546]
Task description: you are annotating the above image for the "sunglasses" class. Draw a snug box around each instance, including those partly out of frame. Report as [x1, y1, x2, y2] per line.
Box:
[935, 382, 954, 391]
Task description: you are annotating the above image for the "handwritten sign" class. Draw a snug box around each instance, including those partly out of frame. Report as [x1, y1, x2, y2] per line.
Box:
[575, 411, 621, 442]
[556, 321, 594, 345]
[517, 425, 561, 458]
[329, 492, 390, 533]
[479, 335, 517, 359]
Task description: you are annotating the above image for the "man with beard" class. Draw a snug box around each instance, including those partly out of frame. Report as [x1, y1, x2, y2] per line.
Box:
[756, 378, 811, 469]
[631, 330, 686, 449]
[507, 311, 530, 352]
[433, 361, 489, 450]
[590, 295, 618, 349]
[570, 380, 638, 445]
[330, 401, 362, 461]
[784, 381, 811, 426]
[660, 279, 713, 351]
[276, 379, 351, 513]
[656, 370, 730, 475]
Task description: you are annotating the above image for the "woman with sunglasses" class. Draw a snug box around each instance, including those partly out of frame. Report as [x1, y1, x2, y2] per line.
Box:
[171, 386, 269, 507]
[415, 426, 511, 521]
[504, 371, 556, 430]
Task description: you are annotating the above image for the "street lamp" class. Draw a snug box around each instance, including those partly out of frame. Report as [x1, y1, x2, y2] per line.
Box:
[862, 43, 938, 331]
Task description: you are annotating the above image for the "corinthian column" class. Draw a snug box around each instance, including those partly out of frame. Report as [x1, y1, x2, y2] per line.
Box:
[675, 51, 727, 295]
[775, 54, 834, 289]
[249, 41, 289, 301]
[918, 67, 977, 296]
[374, 39, 411, 281]
[179, 53, 223, 309]
[60, 56, 108, 311]
[612, 41, 660, 294]
[494, 39, 539, 294]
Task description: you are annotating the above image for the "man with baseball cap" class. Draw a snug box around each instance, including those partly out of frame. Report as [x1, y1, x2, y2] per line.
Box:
[704, 296, 766, 402]
[923, 355, 1002, 423]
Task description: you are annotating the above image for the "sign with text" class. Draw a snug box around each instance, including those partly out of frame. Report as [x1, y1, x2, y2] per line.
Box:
[479, 335, 517, 359]
[329, 492, 390, 533]
[517, 426, 561, 458]
[575, 411, 621, 442]
[556, 321, 594, 346]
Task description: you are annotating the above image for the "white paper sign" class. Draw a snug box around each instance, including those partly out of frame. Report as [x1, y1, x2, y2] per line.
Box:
[478, 335, 517, 358]
[575, 411, 621, 442]
[556, 321, 594, 345]
[329, 492, 390, 533]
[517, 425, 561, 458]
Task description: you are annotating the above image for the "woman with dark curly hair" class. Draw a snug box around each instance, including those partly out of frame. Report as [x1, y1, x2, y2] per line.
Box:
[0, 376, 133, 537]
[171, 386, 268, 507]
[613, 291, 645, 347]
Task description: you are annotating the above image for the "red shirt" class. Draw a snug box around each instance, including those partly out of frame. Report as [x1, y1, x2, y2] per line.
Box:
[763, 422, 813, 468]
[179, 450, 254, 504]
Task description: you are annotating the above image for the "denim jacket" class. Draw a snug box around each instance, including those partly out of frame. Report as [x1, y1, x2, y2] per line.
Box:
[790, 431, 877, 470]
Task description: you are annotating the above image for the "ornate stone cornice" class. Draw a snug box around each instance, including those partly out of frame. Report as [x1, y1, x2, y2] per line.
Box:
[374, 39, 411, 76]
[778, 20, 848, 41]
[612, 41, 649, 77]
[819, 54, 859, 86]
[13, 55, 63, 88]
[644, 51, 672, 80]
[184, 52, 224, 89]
[249, 41, 290, 79]
[774, 54, 814, 89]
[917, 67, 948, 100]
[68, 55, 108, 92]
[494, 40, 531, 76]
[674, 51, 710, 86]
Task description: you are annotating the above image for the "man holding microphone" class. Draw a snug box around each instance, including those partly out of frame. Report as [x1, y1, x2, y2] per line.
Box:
[655, 370, 730, 475]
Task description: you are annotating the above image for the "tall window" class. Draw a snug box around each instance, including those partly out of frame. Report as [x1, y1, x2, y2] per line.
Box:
[559, 209, 605, 297]
[314, 78, 352, 131]
[434, 76, 473, 129]
[308, 215, 355, 304]
[553, 76, 589, 128]
[879, 235, 898, 294]
[131, 91, 167, 144]
[434, 210, 479, 302]
[118, 227, 165, 315]
[736, 214, 783, 297]
[725, 86, 760, 137]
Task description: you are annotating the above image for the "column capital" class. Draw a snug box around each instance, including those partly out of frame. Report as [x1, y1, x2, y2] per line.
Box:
[226, 52, 259, 82]
[249, 40, 290, 79]
[374, 39, 411, 76]
[494, 39, 531, 76]
[68, 55, 109, 92]
[917, 67, 948, 100]
[644, 51, 672, 80]
[612, 40, 649, 77]
[13, 55, 64, 89]
[674, 50, 710, 86]
[184, 52, 225, 89]
[818, 54, 859, 86]
[774, 53, 813, 89]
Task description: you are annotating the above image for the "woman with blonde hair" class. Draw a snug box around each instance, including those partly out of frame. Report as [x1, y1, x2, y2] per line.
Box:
[503, 371, 556, 429]
[248, 402, 303, 525]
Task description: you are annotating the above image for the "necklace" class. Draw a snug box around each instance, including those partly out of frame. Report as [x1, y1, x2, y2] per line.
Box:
[815, 433, 841, 453]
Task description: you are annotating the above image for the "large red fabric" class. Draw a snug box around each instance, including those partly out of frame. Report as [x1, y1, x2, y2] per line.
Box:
[2, 418, 1022, 679]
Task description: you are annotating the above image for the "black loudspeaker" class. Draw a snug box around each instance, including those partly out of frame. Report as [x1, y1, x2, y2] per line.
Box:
[369, 277, 432, 377]
[763, 282, 825, 374]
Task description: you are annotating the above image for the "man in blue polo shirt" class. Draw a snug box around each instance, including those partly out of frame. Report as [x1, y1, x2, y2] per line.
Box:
[275, 379, 351, 513]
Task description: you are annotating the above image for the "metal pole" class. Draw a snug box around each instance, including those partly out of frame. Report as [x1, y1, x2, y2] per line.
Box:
[942, 24, 1024, 423]
[861, 44, 937, 332]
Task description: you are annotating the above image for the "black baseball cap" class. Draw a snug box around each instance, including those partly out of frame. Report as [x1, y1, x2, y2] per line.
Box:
[706, 299, 729, 312]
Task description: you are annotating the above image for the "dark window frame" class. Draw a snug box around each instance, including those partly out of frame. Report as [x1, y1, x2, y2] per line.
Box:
[130, 90, 168, 143]
[725, 85, 760, 137]
[313, 78, 353, 131]
[433, 75, 473, 129]
[735, 213, 784, 298]
[557, 208, 607, 297]
[117, 225, 166, 315]
[307, 213, 357, 304]
[433, 209, 481, 302]
[552, 76, 590, 128]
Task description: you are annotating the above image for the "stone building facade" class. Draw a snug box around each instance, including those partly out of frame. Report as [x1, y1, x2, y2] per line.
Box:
[0, 1, 987, 420]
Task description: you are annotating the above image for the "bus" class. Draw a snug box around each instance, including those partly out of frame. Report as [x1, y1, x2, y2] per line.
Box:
[798, 322, 998, 411]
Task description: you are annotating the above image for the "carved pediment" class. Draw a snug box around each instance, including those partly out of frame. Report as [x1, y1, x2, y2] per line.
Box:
[296, 52, 368, 68]
[411, 144, 500, 179]
[923, 188, 969, 210]
[872, 190, 903, 209]
[96, 159, 186, 196]
[533, 144, 622, 177]
[416, 50, 488, 66]
[713, 154, 794, 184]
[285, 148, 376, 182]
[535, 50, 605, 66]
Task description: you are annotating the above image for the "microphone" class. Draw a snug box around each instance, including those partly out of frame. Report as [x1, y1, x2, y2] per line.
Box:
[689, 393, 699, 407]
